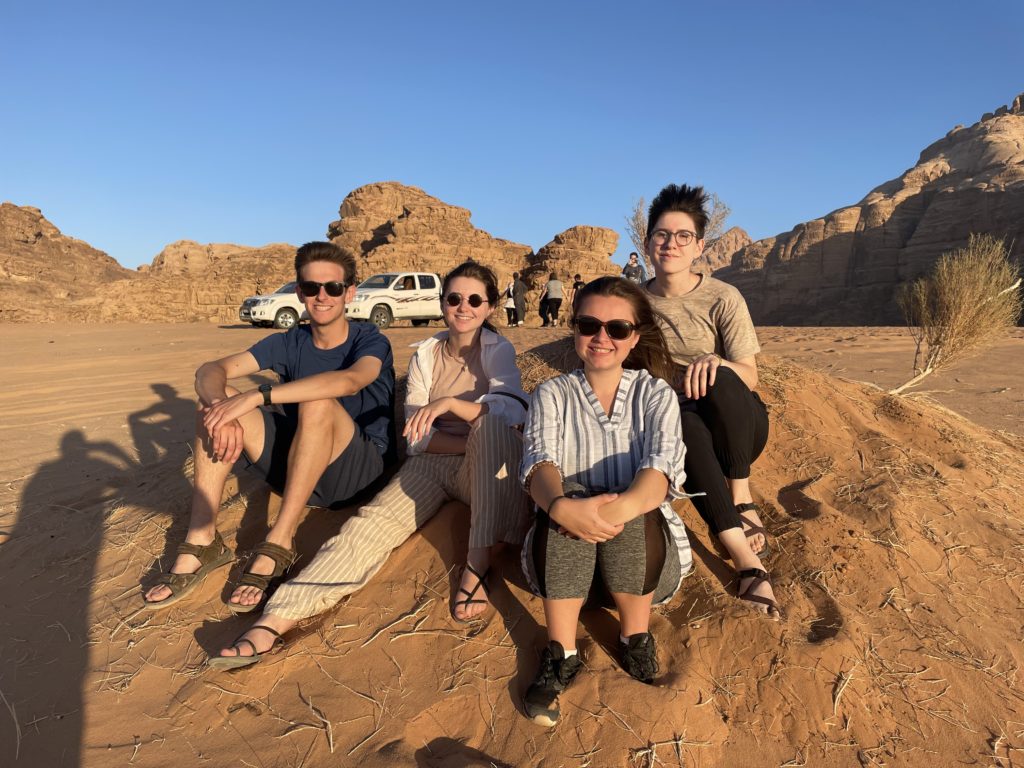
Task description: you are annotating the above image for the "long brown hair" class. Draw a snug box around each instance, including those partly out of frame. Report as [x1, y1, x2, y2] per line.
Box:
[572, 276, 675, 382]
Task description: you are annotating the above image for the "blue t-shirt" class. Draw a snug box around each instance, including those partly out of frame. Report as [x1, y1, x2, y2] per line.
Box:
[248, 323, 396, 458]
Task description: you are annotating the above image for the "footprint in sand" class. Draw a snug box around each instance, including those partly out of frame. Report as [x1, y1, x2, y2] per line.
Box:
[774, 482, 845, 644]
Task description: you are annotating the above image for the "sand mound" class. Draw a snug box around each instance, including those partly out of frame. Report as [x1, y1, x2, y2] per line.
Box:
[3, 350, 1023, 767]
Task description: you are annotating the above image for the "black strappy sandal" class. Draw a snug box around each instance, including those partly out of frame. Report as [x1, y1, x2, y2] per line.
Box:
[736, 567, 781, 621]
[451, 563, 491, 623]
[736, 502, 771, 557]
[207, 625, 285, 670]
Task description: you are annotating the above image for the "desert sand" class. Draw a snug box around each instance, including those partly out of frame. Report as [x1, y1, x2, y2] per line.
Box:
[2, 322, 1023, 767]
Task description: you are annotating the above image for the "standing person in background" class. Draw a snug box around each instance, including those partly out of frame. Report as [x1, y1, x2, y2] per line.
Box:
[642, 183, 779, 619]
[622, 252, 647, 284]
[513, 271, 527, 326]
[540, 272, 564, 327]
[503, 276, 517, 327]
[568, 273, 585, 309]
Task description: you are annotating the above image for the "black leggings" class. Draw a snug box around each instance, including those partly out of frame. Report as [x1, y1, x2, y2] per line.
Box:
[505, 308, 516, 325]
[679, 366, 769, 536]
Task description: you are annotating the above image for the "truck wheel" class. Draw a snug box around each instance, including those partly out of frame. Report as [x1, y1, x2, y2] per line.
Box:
[369, 305, 392, 329]
[274, 308, 299, 329]
[411, 319, 430, 327]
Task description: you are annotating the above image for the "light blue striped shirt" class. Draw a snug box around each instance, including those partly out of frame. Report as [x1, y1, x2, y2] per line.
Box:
[520, 368, 692, 586]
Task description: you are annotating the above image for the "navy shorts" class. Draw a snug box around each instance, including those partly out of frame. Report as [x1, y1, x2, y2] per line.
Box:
[240, 409, 385, 509]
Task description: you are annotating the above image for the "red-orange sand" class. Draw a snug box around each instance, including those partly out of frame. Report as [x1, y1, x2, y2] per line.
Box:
[1, 323, 1022, 767]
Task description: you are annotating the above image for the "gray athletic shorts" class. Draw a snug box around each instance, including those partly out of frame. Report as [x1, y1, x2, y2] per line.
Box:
[239, 409, 385, 509]
[522, 483, 681, 602]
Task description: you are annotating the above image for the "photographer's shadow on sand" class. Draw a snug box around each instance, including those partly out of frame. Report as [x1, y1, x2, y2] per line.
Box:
[1, 383, 198, 767]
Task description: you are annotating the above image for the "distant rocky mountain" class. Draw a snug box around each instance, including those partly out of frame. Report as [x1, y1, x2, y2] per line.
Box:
[700, 226, 752, 273]
[0, 203, 134, 322]
[719, 93, 1024, 324]
[2, 183, 621, 324]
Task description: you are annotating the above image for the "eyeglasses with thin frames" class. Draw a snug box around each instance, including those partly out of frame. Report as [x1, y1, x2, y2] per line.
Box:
[444, 293, 487, 308]
[649, 229, 697, 247]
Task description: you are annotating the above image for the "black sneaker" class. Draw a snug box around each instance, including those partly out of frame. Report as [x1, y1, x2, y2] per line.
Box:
[523, 641, 583, 726]
[620, 632, 659, 684]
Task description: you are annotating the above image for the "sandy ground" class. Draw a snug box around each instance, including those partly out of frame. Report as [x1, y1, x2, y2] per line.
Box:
[1, 322, 1022, 767]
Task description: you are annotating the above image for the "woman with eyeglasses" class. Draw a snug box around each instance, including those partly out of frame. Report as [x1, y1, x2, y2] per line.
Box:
[518, 276, 690, 725]
[209, 261, 529, 668]
[642, 183, 778, 619]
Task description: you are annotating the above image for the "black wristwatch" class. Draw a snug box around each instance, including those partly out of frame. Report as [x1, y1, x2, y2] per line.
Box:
[258, 383, 273, 406]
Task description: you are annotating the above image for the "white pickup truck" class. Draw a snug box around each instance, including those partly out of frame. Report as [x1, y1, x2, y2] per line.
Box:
[238, 282, 306, 329]
[238, 272, 444, 330]
[346, 272, 443, 329]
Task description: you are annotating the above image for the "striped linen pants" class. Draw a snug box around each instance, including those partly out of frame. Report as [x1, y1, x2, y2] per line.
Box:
[266, 414, 529, 621]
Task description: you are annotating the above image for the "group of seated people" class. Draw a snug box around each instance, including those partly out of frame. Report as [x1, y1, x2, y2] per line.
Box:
[142, 183, 777, 726]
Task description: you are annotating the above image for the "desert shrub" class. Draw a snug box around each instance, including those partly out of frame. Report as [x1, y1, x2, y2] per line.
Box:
[892, 234, 1022, 394]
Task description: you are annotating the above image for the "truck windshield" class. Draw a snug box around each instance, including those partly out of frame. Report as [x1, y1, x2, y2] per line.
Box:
[359, 274, 398, 290]
[274, 282, 297, 293]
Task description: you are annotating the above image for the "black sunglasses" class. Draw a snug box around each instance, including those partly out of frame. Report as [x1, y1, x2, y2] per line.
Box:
[572, 315, 637, 340]
[444, 292, 487, 308]
[298, 280, 348, 297]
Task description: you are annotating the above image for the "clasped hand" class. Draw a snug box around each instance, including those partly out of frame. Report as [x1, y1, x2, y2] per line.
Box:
[550, 494, 624, 544]
[202, 391, 259, 463]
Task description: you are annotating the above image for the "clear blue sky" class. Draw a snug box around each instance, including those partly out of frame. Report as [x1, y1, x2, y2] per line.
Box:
[2, 1, 1022, 269]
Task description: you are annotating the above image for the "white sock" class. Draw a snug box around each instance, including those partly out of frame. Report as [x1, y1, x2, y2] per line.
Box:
[563, 648, 578, 658]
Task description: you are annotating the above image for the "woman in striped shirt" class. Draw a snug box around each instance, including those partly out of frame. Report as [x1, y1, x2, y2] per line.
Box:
[519, 276, 690, 726]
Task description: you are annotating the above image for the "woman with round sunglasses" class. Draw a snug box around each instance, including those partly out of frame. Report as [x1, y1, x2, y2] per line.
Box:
[519, 277, 690, 725]
[642, 183, 778, 619]
[208, 262, 529, 667]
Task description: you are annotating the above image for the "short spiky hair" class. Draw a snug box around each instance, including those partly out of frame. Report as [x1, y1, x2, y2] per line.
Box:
[646, 184, 710, 240]
[294, 241, 358, 285]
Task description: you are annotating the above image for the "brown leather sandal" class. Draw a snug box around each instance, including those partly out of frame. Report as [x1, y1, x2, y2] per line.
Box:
[737, 567, 781, 620]
[226, 542, 298, 614]
[143, 532, 234, 610]
[736, 502, 771, 557]
[207, 625, 285, 670]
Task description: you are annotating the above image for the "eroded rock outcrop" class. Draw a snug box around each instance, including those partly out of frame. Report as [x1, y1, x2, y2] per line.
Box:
[72, 242, 296, 323]
[700, 226, 752, 273]
[328, 182, 533, 285]
[719, 94, 1024, 324]
[0, 203, 135, 322]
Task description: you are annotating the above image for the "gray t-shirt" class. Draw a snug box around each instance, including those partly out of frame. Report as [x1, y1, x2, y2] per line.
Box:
[545, 279, 564, 300]
[644, 274, 760, 367]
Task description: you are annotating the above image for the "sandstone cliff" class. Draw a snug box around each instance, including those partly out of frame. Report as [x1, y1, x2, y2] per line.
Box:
[700, 226, 751, 273]
[71, 241, 296, 323]
[719, 93, 1024, 324]
[327, 182, 533, 285]
[0, 203, 135, 322]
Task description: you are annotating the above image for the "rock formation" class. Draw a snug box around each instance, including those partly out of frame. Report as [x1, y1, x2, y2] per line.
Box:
[72, 242, 296, 323]
[326, 182, 622, 325]
[0, 203, 134, 322]
[719, 93, 1024, 324]
[699, 226, 751, 273]
[327, 182, 532, 284]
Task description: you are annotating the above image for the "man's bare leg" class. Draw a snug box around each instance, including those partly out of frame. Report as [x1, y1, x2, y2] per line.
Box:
[144, 387, 265, 604]
[228, 398, 355, 608]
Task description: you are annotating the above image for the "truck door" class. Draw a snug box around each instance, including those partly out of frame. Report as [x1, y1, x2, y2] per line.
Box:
[414, 274, 441, 318]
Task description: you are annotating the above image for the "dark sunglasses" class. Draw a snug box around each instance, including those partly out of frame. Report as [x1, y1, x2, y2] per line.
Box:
[444, 292, 487, 308]
[298, 280, 348, 297]
[572, 315, 637, 340]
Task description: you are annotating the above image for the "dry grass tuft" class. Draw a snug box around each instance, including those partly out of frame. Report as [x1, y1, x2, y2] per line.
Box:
[893, 233, 1022, 394]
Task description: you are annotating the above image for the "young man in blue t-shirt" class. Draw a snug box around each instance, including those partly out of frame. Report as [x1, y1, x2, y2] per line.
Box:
[143, 241, 396, 612]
